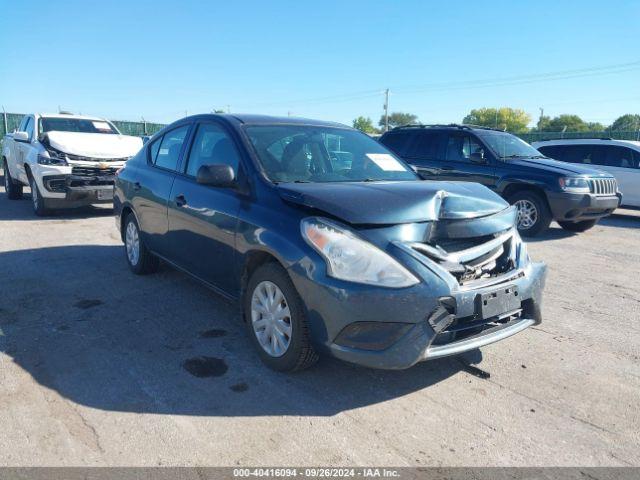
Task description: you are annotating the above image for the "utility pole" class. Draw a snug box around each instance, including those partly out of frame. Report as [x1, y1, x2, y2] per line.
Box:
[226, 105, 231, 114]
[538, 107, 544, 131]
[2, 106, 7, 135]
[384, 89, 390, 132]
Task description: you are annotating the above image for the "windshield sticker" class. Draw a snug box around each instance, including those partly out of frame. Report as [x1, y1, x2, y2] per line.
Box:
[92, 121, 112, 131]
[366, 153, 406, 171]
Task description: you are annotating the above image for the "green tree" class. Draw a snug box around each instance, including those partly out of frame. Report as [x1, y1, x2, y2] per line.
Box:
[378, 112, 419, 130]
[586, 122, 605, 132]
[541, 114, 589, 132]
[462, 107, 530, 132]
[352, 116, 378, 134]
[610, 114, 640, 131]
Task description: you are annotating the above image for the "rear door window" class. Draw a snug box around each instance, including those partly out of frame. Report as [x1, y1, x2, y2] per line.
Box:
[380, 131, 415, 157]
[406, 132, 443, 160]
[152, 125, 190, 171]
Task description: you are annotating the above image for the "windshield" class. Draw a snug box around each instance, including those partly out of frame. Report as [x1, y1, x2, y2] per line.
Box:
[476, 131, 543, 158]
[245, 125, 417, 183]
[39, 117, 119, 135]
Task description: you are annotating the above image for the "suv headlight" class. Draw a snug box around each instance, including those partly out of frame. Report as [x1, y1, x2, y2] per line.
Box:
[301, 218, 419, 288]
[37, 150, 68, 166]
[559, 176, 589, 193]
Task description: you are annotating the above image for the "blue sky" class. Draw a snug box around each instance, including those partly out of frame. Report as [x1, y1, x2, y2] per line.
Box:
[1, 0, 639, 127]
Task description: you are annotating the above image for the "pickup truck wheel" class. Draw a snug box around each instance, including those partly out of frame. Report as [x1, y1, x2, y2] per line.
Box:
[509, 191, 552, 237]
[244, 263, 318, 372]
[28, 175, 50, 216]
[124, 214, 159, 275]
[558, 219, 598, 232]
[3, 160, 23, 200]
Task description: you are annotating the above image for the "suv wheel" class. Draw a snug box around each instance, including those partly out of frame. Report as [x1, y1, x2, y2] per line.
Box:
[3, 160, 23, 200]
[558, 219, 598, 232]
[509, 190, 552, 237]
[29, 175, 50, 216]
[244, 263, 318, 372]
[124, 213, 159, 274]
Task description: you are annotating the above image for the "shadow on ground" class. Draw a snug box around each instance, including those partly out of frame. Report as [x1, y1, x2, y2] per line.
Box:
[0, 245, 477, 417]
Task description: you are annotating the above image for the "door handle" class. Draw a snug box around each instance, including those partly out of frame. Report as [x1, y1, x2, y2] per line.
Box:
[440, 165, 454, 171]
[175, 194, 187, 207]
[133, 182, 141, 191]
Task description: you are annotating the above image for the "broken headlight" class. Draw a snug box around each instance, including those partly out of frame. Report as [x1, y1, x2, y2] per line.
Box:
[301, 218, 419, 288]
[37, 149, 68, 166]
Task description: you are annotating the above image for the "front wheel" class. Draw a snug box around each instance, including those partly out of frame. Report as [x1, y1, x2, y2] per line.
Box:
[509, 190, 552, 237]
[124, 213, 159, 274]
[29, 175, 50, 216]
[3, 160, 23, 200]
[244, 263, 318, 372]
[558, 219, 598, 232]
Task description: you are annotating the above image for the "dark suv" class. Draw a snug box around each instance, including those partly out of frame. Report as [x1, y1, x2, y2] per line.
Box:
[114, 114, 546, 371]
[380, 125, 622, 236]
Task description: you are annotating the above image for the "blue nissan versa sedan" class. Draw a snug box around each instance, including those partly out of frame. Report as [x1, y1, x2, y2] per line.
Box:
[114, 114, 547, 371]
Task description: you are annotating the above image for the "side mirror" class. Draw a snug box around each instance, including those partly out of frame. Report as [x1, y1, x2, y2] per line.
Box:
[469, 149, 486, 164]
[13, 131, 29, 142]
[196, 164, 235, 188]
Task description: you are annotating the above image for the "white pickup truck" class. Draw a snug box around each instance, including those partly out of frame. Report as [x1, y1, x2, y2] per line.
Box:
[2, 113, 143, 215]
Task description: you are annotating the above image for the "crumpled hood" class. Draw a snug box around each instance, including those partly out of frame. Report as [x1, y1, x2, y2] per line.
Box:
[44, 131, 143, 159]
[277, 181, 509, 225]
[509, 157, 613, 177]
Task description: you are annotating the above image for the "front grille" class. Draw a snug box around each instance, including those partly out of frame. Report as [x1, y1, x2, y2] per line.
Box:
[409, 228, 517, 285]
[71, 166, 118, 177]
[66, 153, 129, 162]
[588, 178, 617, 196]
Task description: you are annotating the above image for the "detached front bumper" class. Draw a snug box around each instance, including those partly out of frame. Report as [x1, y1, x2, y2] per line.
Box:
[289, 255, 547, 370]
[547, 191, 621, 222]
[37, 162, 121, 207]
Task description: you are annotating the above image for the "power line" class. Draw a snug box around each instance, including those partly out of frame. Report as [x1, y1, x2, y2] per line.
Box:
[238, 60, 640, 109]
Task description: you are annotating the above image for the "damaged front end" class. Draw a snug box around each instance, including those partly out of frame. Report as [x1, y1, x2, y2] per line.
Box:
[39, 134, 127, 204]
[392, 202, 546, 363]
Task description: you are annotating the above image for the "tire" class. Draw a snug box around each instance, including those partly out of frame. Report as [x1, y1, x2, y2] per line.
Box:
[28, 174, 50, 216]
[123, 213, 159, 275]
[508, 190, 552, 237]
[244, 262, 318, 372]
[558, 219, 598, 232]
[3, 160, 23, 200]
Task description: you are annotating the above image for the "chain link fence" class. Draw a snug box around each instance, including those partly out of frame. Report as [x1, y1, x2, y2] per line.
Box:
[2, 111, 639, 145]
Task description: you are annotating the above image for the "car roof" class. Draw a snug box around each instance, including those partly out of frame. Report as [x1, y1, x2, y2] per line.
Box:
[177, 113, 349, 129]
[36, 113, 110, 122]
[384, 123, 507, 134]
[533, 138, 640, 150]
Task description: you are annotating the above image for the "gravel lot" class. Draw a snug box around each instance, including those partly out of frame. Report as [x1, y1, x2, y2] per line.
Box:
[0, 171, 638, 467]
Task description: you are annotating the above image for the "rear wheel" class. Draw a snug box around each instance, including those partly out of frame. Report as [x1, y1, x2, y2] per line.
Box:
[28, 174, 50, 216]
[509, 190, 552, 237]
[3, 160, 23, 200]
[124, 213, 159, 274]
[558, 219, 598, 232]
[244, 262, 318, 372]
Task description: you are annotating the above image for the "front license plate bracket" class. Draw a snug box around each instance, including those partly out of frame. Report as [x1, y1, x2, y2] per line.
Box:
[476, 285, 520, 319]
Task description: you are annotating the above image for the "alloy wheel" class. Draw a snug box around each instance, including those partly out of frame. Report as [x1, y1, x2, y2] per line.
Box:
[251, 281, 292, 357]
[125, 221, 140, 266]
[514, 199, 538, 230]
